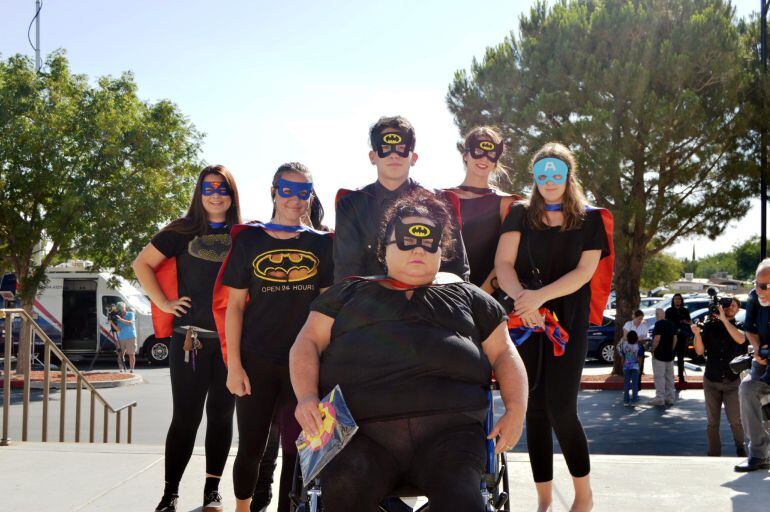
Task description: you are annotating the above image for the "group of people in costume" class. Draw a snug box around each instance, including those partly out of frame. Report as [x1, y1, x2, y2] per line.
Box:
[132, 115, 613, 512]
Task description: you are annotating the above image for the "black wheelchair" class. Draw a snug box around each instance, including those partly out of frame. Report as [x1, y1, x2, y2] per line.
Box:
[289, 384, 511, 512]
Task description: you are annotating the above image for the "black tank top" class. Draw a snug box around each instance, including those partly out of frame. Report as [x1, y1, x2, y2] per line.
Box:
[457, 193, 504, 287]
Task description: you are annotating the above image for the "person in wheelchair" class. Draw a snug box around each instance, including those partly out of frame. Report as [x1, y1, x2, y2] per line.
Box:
[290, 189, 528, 512]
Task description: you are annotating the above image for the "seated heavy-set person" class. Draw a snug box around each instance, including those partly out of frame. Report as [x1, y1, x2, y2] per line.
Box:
[289, 189, 528, 511]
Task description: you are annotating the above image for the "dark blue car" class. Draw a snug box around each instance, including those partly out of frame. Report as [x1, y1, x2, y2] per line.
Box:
[587, 315, 616, 363]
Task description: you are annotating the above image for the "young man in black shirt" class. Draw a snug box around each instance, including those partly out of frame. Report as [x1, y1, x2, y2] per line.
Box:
[691, 298, 748, 457]
[333, 115, 469, 282]
[666, 294, 692, 383]
[650, 308, 678, 406]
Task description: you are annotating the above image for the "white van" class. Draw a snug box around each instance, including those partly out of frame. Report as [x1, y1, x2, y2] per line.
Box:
[0, 261, 170, 365]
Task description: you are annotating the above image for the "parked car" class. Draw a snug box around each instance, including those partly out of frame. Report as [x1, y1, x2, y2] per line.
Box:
[587, 315, 616, 363]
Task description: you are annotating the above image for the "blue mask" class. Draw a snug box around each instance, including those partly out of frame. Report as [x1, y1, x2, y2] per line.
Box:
[201, 181, 230, 196]
[275, 177, 313, 200]
[533, 158, 569, 186]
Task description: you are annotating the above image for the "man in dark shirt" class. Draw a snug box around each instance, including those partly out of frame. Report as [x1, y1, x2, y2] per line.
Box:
[735, 260, 770, 472]
[333, 115, 469, 282]
[650, 308, 677, 406]
[666, 294, 692, 383]
[691, 298, 747, 457]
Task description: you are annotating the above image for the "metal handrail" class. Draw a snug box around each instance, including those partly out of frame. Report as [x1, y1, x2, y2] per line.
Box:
[1, 308, 137, 445]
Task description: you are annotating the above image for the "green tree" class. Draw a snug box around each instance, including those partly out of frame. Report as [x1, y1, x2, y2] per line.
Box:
[734, 236, 768, 280]
[0, 52, 202, 374]
[694, 251, 736, 278]
[447, 0, 756, 373]
[640, 252, 682, 290]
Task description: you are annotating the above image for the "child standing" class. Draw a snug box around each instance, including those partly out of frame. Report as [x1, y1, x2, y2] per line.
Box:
[620, 331, 642, 406]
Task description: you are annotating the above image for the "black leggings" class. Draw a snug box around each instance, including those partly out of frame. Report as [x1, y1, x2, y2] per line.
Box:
[233, 354, 296, 505]
[251, 405, 300, 512]
[165, 332, 235, 486]
[518, 330, 589, 483]
[320, 412, 486, 512]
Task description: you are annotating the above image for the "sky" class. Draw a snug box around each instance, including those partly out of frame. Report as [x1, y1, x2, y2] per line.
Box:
[0, 0, 763, 259]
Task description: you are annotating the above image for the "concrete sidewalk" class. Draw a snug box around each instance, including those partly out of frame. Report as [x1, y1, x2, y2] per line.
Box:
[2, 442, 768, 512]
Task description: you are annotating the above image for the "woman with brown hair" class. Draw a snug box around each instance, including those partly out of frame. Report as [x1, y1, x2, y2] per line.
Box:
[445, 126, 518, 290]
[133, 165, 242, 512]
[217, 162, 334, 512]
[495, 143, 613, 512]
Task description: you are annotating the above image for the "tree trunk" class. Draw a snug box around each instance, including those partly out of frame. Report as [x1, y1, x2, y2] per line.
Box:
[612, 234, 646, 375]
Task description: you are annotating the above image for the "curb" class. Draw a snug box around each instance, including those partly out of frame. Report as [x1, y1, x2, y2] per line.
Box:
[580, 380, 703, 391]
[2, 373, 143, 390]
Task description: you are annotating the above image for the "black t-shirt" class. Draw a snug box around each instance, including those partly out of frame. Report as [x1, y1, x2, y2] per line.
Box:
[652, 319, 677, 362]
[311, 279, 506, 422]
[457, 193, 503, 288]
[744, 289, 770, 347]
[220, 227, 334, 364]
[499, 203, 609, 332]
[151, 225, 231, 331]
[701, 319, 748, 382]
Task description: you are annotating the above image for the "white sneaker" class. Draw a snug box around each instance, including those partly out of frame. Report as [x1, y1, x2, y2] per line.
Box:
[648, 398, 664, 406]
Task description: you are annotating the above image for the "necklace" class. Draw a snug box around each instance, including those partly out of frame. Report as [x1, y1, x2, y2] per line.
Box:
[544, 204, 563, 211]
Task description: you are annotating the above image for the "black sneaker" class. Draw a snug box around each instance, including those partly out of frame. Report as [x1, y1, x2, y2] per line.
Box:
[155, 494, 178, 512]
[203, 490, 224, 511]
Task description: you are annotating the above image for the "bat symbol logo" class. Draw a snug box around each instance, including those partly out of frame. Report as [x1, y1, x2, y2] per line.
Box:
[408, 225, 431, 237]
[253, 249, 319, 283]
[383, 133, 403, 144]
[479, 141, 495, 151]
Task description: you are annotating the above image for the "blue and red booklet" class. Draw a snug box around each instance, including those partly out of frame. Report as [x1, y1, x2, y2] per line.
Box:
[296, 385, 359, 483]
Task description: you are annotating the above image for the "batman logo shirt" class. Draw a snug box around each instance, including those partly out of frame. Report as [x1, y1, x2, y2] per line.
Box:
[220, 228, 334, 363]
[150, 225, 232, 331]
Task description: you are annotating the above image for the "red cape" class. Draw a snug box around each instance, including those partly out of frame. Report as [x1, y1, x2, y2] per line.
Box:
[588, 207, 614, 326]
[150, 257, 178, 339]
[212, 222, 259, 365]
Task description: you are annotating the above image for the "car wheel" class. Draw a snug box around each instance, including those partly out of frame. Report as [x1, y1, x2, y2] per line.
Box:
[599, 342, 615, 364]
[146, 338, 170, 366]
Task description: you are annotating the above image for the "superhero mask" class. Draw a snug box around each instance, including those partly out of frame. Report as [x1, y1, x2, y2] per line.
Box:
[201, 181, 231, 196]
[533, 157, 569, 186]
[374, 130, 415, 158]
[388, 219, 442, 253]
[275, 177, 313, 200]
[465, 137, 503, 163]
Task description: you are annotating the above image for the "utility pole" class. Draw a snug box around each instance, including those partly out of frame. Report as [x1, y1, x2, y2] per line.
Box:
[35, 0, 41, 71]
[762, 0, 768, 259]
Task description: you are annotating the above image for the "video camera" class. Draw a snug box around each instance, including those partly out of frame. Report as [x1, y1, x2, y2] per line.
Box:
[705, 287, 733, 322]
[107, 305, 120, 334]
[731, 347, 770, 375]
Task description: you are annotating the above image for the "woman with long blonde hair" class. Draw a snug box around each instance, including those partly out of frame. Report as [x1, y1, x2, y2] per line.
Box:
[495, 142, 612, 512]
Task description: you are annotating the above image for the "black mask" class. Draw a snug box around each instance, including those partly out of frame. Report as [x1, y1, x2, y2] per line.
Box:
[465, 136, 503, 163]
[388, 219, 442, 253]
[375, 130, 415, 158]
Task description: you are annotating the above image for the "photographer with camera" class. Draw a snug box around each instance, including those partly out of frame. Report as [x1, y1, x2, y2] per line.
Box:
[734, 259, 770, 472]
[690, 296, 747, 457]
[107, 304, 126, 372]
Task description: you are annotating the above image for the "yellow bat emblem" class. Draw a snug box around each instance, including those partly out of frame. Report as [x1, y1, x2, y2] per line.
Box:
[408, 225, 431, 237]
[253, 249, 319, 283]
[479, 141, 495, 151]
[383, 133, 403, 144]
